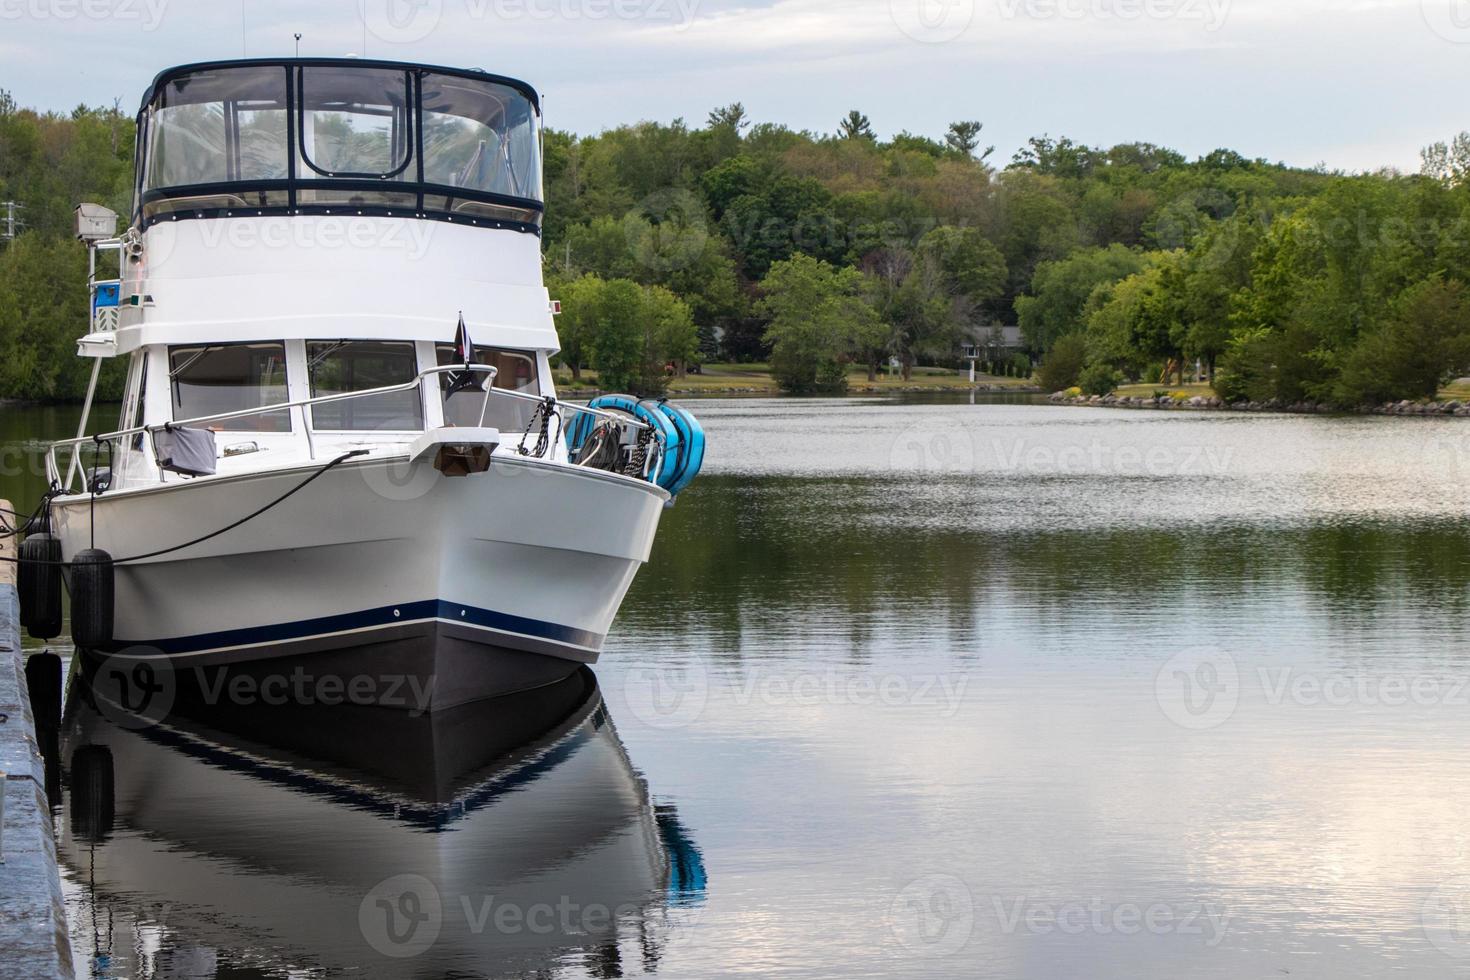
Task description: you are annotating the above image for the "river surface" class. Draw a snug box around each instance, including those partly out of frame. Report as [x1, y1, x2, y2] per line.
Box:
[10, 395, 1470, 978]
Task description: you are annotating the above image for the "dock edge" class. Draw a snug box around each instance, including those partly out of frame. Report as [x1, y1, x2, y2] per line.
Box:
[0, 500, 75, 979]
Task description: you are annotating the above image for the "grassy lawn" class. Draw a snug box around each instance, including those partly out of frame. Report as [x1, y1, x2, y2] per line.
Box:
[551, 364, 1041, 395]
[1437, 380, 1470, 402]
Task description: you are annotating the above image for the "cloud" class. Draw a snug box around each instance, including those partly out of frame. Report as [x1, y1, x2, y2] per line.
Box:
[0, 0, 1459, 171]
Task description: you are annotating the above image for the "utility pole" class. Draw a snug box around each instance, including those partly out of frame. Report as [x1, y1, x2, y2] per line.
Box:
[0, 200, 23, 244]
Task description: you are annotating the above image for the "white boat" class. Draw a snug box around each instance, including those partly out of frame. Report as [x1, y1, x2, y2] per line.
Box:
[58, 667, 707, 976]
[27, 58, 703, 709]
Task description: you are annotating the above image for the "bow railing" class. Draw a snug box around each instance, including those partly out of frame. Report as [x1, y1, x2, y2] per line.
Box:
[47, 364, 655, 494]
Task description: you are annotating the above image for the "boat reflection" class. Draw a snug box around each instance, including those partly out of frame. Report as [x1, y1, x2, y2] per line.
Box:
[57, 665, 705, 979]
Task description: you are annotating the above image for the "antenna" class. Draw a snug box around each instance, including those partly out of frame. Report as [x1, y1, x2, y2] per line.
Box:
[0, 200, 25, 244]
[294, 32, 302, 56]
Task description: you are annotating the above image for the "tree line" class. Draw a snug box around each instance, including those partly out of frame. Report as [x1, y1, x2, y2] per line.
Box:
[2, 86, 1468, 404]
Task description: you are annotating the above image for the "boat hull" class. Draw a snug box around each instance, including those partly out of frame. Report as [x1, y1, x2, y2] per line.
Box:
[53, 452, 668, 709]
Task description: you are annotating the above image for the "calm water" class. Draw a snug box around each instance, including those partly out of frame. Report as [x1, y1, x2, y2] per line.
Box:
[13, 396, 1470, 977]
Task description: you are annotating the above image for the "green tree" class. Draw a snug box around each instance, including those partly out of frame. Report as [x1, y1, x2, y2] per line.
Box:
[917, 225, 1008, 312]
[1334, 278, 1470, 405]
[837, 110, 874, 141]
[1036, 333, 1088, 392]
[945, 120, 993, 161]
[707, 103, 749, 133]
[1015, 245, 1146, 352]
[548, 273, 605, 382]
[0, 234, 121, 400]
[589, 279, 647, 392]
[640, 285, 699, 393]
[760, 254, 883, 393]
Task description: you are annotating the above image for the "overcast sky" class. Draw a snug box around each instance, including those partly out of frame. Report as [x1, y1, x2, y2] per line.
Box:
[0, 0, 1464, 172]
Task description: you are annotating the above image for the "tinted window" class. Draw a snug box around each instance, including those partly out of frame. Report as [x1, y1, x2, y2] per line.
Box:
[169, 343, 290, 432]
[308, 341, 423, 431]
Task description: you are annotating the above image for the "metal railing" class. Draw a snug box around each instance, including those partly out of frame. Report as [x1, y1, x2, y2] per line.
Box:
[46, 364, 655, 494]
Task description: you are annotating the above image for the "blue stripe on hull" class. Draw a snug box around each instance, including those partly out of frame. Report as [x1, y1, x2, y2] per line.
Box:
[114, 600, 603, 656]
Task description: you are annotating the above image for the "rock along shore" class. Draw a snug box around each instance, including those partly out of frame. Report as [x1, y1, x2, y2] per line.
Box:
[1048, 392, 1470, 417]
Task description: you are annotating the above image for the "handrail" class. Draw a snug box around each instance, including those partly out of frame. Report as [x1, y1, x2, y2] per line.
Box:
[46, 363, 653, 491]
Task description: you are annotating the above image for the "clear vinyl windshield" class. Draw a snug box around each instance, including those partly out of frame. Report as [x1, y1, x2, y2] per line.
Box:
[139, 62, 542, 226]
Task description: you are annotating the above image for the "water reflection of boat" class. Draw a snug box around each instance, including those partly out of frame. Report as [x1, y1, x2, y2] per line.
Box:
[57, 666, 706, 978]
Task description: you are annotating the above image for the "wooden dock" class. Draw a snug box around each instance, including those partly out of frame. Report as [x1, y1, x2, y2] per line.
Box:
[0, 500, 75, 979]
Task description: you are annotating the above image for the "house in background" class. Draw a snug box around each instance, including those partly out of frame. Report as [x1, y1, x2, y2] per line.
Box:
[961, 325, 1026, 362]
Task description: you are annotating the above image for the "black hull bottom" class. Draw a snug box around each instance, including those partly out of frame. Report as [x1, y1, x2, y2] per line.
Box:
[78, 620, 588, 713]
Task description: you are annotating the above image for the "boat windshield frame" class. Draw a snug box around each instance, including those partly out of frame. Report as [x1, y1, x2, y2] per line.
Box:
[134, 58, 544, 234]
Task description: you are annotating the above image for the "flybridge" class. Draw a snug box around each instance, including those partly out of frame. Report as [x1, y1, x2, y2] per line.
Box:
[134, 58, 544, 232]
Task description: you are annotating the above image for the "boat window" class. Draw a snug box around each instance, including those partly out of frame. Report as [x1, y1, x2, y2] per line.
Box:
[144, 67, 290, 193]
[298, 66, 412, 178]
[308, 340, 423, 431]
[435, 344, 539, 430]
[421, 73, 542, 202]
[169, 342, 291, 432]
